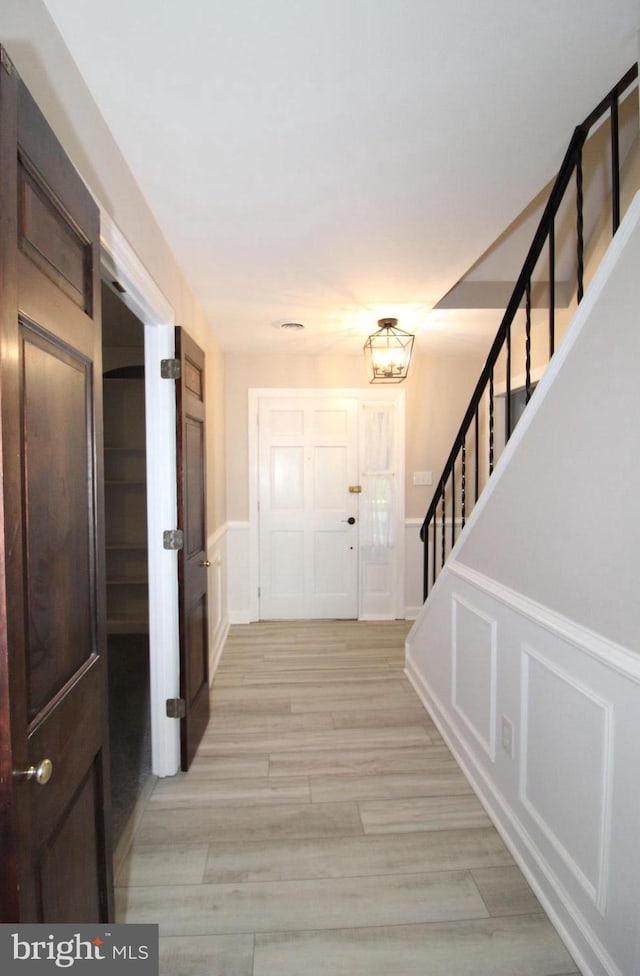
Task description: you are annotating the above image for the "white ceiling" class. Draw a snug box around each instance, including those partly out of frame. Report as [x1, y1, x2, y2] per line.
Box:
[42, 0, 639, 356]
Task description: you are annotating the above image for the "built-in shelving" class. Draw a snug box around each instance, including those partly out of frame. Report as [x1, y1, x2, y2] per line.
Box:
[103, 371, 148, 634]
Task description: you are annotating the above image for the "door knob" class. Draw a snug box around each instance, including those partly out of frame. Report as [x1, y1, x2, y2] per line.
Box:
[341, 517, 356, 525]
[15, 758, 53, 785]
[200, 559, 211, 567]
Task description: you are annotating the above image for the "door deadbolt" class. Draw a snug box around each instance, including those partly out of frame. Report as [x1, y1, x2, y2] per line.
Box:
[15, 758, 53, 785]
[200, 559, 211, 567]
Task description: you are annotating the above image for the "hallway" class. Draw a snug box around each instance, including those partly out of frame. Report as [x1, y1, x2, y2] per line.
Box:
[115, 621, 579, 975]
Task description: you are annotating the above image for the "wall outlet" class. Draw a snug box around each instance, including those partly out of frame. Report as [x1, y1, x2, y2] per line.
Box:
[501, 716, 514, 758]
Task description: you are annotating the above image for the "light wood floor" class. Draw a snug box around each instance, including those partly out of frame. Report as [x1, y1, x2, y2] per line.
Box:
[116, 620, 580, 976]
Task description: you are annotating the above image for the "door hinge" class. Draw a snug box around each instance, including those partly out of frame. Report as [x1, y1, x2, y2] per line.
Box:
[166, 698, 186, 719]
[163, 528, 184, 550]
[160, 358, 181, 379]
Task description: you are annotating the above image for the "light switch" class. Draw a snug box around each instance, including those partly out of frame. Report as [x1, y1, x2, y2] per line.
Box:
[412, 471, 433, 486]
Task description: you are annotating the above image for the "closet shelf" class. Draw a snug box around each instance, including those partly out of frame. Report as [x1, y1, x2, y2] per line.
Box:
[107, 577, 148, 585]
[105, 479, 146, 486]
[105, 543, 147, 551]
[104, 447, 145, 453]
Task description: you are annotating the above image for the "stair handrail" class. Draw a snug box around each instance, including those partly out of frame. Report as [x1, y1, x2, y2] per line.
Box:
[420, 64, 638, 600]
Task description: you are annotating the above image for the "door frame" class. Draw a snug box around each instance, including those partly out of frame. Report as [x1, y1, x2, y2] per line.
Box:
[100, 211, 181, 777]
[248, 387, 406, 622]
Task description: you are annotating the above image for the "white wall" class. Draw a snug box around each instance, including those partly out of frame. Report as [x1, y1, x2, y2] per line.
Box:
[406, 195, 640, 976]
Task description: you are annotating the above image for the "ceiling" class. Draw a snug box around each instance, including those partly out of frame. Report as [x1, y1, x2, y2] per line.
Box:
[42, 0, 639, 357]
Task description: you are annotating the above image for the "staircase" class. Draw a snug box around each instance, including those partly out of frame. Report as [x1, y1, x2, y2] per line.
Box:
[420, 64, 638, 600]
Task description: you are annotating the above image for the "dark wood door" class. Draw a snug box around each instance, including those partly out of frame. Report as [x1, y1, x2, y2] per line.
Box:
[175, 327, 210, 770]
[0, 51, 113, 920]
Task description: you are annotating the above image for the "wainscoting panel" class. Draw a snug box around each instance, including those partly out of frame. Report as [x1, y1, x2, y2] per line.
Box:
[207, 525, 230, 678]
[452, 595, 497, 762]
[403, 519, 423, 619]
[519, 643, 613, 912]
[406, 559, 640, 976]
[227, 521, 252, 624]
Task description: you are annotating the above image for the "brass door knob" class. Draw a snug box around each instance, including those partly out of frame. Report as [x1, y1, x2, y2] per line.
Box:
[15, 758, 53, 785]
[200, 559, 211, 567]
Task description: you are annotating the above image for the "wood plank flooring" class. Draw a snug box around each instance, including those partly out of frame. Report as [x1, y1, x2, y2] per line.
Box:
[116, 620, 580, 976]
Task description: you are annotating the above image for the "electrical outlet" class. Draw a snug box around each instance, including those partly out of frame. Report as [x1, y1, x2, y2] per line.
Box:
[501, 716, 514, 758]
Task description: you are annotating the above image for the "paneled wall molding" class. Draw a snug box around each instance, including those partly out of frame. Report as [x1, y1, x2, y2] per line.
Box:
[227, 520, 252, 624]
[206, 524, 230, 678]
[451, 594, 497, 762]
[404, 650, 624, 976]
[208, 521, 228, 551]
[449, 559, 640, 684]
[519, 642, 614, 914]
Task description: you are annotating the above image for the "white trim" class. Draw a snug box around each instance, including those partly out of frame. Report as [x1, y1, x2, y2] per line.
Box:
[208, 522, 228, 549]
[520, 642, 614, 914]
[449, 559, 640, 686]
[451, 593, 498, 762]
[100, 211, 181, 778]
[100, 211, 174, 326]
[248, 387, 405, 621]
[403, 518, 424, 620]
[207, 525, 230, 680]
[226, 521, 252, 624]
[404, 651, 624, 976]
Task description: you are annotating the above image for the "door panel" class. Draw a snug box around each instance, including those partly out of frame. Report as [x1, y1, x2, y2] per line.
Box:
[0, 53, 112, 921]
[39, 766, 102, 923]
[259, 397, 359, 619]
[23, 323, 93, 718]
[175, 327, 210, 770]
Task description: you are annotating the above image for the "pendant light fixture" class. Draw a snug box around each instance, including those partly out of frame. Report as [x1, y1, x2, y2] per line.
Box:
[364, 317, 414, 383]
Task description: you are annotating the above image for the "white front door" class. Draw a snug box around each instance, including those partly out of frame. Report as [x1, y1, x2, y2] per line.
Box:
[258, 397, 359, 619]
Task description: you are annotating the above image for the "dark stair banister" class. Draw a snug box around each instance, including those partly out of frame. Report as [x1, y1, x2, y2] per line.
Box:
[421, 64, 638, 600]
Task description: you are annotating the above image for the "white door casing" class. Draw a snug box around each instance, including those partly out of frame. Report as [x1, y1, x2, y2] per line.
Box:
[101, 211, 181, 777]
[250, 388, 405, 622]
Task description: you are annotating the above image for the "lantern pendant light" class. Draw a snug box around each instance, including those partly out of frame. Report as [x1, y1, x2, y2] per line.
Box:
[364, 318, 414, 383]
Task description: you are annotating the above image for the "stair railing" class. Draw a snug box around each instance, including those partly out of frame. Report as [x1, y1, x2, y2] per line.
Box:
[421, 64, 638, 600]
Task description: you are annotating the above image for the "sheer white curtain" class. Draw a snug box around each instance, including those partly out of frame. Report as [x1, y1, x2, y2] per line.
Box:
[360, 402, 395, 553]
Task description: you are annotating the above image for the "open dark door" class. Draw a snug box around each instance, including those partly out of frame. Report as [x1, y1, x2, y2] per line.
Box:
[175, 327, 210, 770]
[0, 52, 113, 920]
